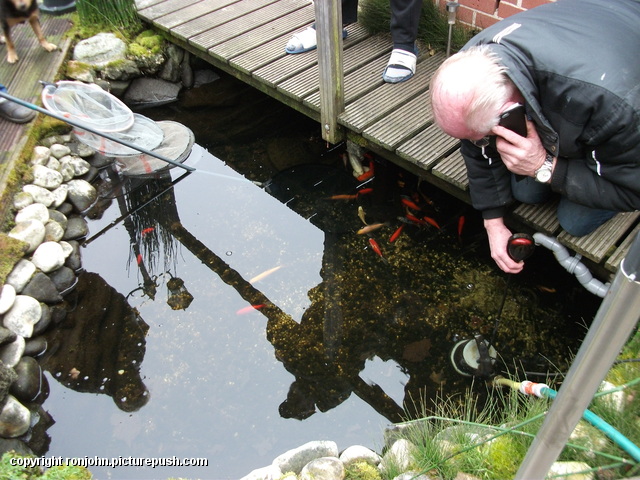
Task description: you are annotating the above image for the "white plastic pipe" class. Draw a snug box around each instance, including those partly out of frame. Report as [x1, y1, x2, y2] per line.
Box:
[532, 233, 610, 297]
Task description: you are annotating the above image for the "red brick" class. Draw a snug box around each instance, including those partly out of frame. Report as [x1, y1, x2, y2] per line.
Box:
[475, 11, 501, 28]
[521, 0, 555, 9]
[459, 0, 498, 15]
[497, 2, 526, 18]
[457, 7, 476, 25]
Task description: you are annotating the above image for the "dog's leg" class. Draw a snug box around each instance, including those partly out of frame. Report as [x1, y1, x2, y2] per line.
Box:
[29, 14, 57, 53]
[2, 28, 19, 63]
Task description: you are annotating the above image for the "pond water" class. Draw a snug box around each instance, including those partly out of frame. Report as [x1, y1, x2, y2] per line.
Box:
[38, 71, 602, 479]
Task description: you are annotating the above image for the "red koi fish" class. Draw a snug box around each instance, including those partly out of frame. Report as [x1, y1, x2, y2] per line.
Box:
[389, 225, 404, 243]
[141, 227, 155, 236]
[423, 216, 441, 229]
[369, 238, 383, 257]
[401, 196, 421, 212]
[405, 213, 426, 225]
[457, 216, 465, 237]
[236, 304, 266, 315]
[357, 187, 373, 197]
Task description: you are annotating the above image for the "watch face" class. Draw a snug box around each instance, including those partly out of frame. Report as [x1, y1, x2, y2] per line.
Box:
[536, 168, 552, 183]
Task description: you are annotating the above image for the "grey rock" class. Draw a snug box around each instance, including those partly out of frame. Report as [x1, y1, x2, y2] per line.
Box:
[123, 77, 181, 107]
[23, 337, 48, 358]
[0, 327, 17, 348]
[62, 216, 89, 241]
[73, 33, 127, 67]
[11, 357, 44, 403]
[21, 272, 62, 304]
[44, 221, 65, 243]
[0, 396, 31, 438]
[300, 457, 344, 480]
[48, 266, 77, 294]
[66, 179, 97, 212]
[273, 441, 339, 475]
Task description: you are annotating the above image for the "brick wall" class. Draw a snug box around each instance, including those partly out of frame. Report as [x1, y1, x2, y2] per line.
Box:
[433, 0, 556, 30]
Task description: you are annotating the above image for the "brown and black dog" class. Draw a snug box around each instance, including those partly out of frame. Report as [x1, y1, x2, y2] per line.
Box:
[0, 0, 57, 64]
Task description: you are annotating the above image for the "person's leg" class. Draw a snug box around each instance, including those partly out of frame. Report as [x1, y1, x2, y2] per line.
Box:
[383, 0, 422, 83]
[285, 0, 355, 54]
[0, 84, 36, 124]
[511, 175, 553, 204]
[557, 198, 617, 237]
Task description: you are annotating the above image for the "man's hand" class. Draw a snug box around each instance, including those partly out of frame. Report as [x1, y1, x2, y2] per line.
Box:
[484, 217, 524, 273]
[492, 118, 547, 177]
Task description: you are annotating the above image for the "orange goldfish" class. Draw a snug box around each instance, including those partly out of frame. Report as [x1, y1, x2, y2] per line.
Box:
[389, 225, 404, 243]
[236, 304, 266, 315]
[423, 216, 441, 229]
[141, 227, 155, 236]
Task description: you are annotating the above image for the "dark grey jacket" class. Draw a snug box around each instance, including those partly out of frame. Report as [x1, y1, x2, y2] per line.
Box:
[460, 0, 640, 219]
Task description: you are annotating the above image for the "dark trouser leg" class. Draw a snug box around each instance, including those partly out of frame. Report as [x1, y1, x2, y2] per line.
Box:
[390, 0, 422, 52]
[342, 0, 359, 24]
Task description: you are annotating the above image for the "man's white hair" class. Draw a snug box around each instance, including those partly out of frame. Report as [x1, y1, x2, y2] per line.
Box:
[430, 45, 515, 136]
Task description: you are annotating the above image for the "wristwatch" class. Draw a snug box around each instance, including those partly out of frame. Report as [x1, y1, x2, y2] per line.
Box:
[534, 154, 554, 183]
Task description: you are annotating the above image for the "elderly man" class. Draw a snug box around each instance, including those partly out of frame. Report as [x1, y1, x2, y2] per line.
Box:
[430, 0, 640, 274]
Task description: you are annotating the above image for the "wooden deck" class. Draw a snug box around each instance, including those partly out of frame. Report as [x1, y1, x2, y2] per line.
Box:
[135, 0, 640, 280]
[0, 15, 73, 221]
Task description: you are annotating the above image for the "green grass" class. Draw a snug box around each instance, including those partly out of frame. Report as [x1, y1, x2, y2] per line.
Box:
[75, 0, 143, 37]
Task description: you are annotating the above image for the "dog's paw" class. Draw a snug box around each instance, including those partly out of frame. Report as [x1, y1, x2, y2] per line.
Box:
[7, 52, 19, 64]
[42, 41, 58, 52]
[0, 35, 5, 45]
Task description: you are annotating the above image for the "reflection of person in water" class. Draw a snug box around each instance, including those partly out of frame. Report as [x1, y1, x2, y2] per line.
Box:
[42, 272, 150, 412]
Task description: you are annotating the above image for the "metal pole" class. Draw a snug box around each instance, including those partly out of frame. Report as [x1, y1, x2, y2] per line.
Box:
[0, 90, 195, 172]
[446, 2, 460, 57]
[515, 231, 640, 479]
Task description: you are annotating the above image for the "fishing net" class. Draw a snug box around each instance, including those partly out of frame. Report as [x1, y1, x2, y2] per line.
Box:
[114, 121, 195, 177]
[42, 81, 134, 133]
[73, 113, 164, 156]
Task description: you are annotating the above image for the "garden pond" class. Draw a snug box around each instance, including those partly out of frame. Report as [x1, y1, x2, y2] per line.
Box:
[37, 71, 603, 479]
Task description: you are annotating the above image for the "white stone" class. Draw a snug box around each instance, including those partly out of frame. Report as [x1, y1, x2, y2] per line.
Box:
[300, 457, 344, 480]
[379, 439, 416, 472]
[66, 179, 97, 212]
[0, 335, 25, 367]
[31, 146, 51, 165]
[59, 240, 74, 258]
[5, 259, 36, 293]
[273, 441, 339, 475]
[549, 461, 594, 480]
[239, 464, 283, 480]
[8, 219, 46, 253]
[44, 221, 65, 242]
[13, 191, 33, 210]
[15, 203, 49, 224]
[49, 143, 71, 159]
[32, 164, 63, 190]
[50, 184, 69, 208]
[339, 445, 381, 467]
[3, 295, 41, 338]
[46, 156, 61, 171]
[31, 241, 65, 273]
[0, 284, 16, 314]
[22, 184, 54, 207]
[60, 155, 91, 176]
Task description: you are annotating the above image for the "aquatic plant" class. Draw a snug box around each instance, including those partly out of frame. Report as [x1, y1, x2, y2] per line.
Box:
[358, 0, 476, 54]
[75, 0, 142, 36]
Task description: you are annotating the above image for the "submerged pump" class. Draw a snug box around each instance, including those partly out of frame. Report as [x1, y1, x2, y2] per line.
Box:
[450, 234, 536, 378]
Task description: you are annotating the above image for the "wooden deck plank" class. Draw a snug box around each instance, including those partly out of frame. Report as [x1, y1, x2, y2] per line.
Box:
[188, 0, 299, 51]
[605, 223, 640, 272]
[229, 5, 315, 74]
[278, 34, 389, 103]
[511, 200, 561, 236]
[171, 0, 278, 43]
[362, 92, 432, 150]
[150, 0, 241, 30]
[396, 124, 460, 170]
[210, 3, 312, 61]
[558, 211, 640, 263]
[431, 150, 469, 191]
[302, 44, 391, 108]
[137, 0, 203, 22]
[252, 23, 369, 88]
[339, 52, 444, 134]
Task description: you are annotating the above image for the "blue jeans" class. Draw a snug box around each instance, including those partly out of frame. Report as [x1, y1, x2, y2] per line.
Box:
[511, 175, 617, 236]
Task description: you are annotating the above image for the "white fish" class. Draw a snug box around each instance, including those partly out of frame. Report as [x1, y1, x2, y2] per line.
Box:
[249, 265, 282, 284]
